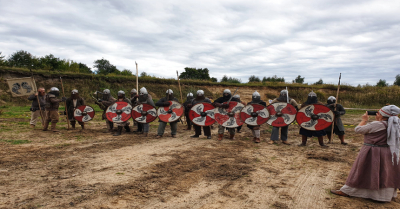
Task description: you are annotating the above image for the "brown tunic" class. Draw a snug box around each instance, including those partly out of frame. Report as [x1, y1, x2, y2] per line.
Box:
[345, 121, 400, 190]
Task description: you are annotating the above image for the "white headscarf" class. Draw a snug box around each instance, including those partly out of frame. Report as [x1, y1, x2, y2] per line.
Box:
[379, 105, 400, 165]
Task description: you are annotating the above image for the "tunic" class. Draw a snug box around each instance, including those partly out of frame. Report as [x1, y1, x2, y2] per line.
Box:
[324, 103, 346, 135]
[340, 121, 400, 202]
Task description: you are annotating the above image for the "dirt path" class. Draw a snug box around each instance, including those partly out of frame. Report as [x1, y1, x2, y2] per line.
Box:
[1, 117, 400, 208]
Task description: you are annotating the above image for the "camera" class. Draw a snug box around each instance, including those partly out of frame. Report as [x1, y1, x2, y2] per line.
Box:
[367, 111, 378, 116]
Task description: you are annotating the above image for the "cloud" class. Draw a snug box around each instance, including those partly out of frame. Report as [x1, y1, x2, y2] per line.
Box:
[1, 0, 400, 85]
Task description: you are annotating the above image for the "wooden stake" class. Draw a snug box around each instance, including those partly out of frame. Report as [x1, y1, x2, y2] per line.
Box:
[329, 73, 341, 143]
[60, 76, 70, 130]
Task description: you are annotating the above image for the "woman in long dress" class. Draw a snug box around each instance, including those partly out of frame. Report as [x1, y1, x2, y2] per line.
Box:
[331, 105, 400, 202]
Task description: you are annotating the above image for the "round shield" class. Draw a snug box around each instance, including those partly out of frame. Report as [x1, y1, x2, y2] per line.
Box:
[214, 101, 245, 128]
[267, 102, 297, 127]
[131, 103, 158, 124]
[74, 105, 95, 122]
[296, 104, 334, 131]
[106, 101, 132, 123]
[157, 101, 184, 123]
[240, 104, 269, 126]
[189, 102, 215, 126]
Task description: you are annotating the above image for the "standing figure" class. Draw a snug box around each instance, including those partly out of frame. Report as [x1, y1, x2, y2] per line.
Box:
[325, 96, 347, 145]
[182, 93, 194, 131]
[43, 87, 66, 132]
[190, 90, 212, 139]
[298, 91, 328, 147]
[113, 90, 132, 136]
[95, 89, 116, 133]
[330, 105, 400, 202]
[213, 89, 239, 141]
[233, 95, 246, 133]
[65, 89, 85, 130]
[247, 91, 267, 143]
[136, 87, 155, 137]
[130, 88, 142, 133]
[269, 90, 299, 145]
[28, 87, 46, 128]
[155, 89, 179, 138]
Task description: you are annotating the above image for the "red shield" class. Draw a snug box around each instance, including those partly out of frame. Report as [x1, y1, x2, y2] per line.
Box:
[74, 105, 95, 122]
[106, 101, 132, 123]
[240, 104, 269, 126]
[189, 102, 215, 126]
[214, 101, 244, 128]
[131, 103, 158, 123]
[157, 101, 184, 123]
[296, 104, 334, 131]
[267, 102, 297, 127]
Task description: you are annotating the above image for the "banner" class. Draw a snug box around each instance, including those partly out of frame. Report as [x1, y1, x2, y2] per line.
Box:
[6, 77, 37, 97]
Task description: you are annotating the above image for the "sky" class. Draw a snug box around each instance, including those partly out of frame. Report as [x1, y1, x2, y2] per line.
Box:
[1, 0, 400, 86]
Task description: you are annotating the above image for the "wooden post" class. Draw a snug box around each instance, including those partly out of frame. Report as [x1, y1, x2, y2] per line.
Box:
[135, 62, 139, 91]
[329, 73, 341, 143]
[60, 76, 70, 130]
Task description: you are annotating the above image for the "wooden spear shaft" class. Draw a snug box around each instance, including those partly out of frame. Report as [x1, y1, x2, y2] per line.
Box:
[329, 73, 341, 143]
[135, 62, 139, 91]
[176, 71, 183, 103]
[60, 76, 70, 130]
[32, 77, 45, 127]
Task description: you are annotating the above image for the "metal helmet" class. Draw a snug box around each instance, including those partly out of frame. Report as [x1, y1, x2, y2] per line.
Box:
[196, 90, 204, 96]
[140, 87, 148, 95]
[131, 88, 137, 93]
[117, 90, 125, 97]
[187, 92, 194, 97]
[252, 91, 261, 103]
[308, 91, 317, 97]
[166, 89, 173, 94]
[223, 89, 231, 94]
[327, 96, 336, 104]
[103, 89, 110, 94]
[233, 95, 240, 99]
[71, 89, 78, 94]
[50, 87, 59, 92]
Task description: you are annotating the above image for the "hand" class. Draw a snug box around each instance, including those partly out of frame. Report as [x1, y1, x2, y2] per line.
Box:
[222, 103, 230, 109]
[61, 97, 67, 102]
[163, 102, 170, 106]
[361, 111, 369, 122]
[35, 92, 38, 96]
[134, 95, 139, 98]
[214, 103, 222, 108]
[333, 111, 340, 116]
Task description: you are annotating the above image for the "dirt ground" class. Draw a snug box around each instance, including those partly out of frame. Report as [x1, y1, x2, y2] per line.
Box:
[1, 112, 400, 209]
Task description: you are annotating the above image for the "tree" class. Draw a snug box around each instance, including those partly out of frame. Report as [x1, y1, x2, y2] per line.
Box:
[262, 75, 285, 83]
[39, 54, 61, 70]
[179, 67, 211, 80]
[220, 75, 241, 83]
[210, 77, 218, 82]
[93, 58, 119, 75]
[376, 79, 388, 87]
[248, 75, 261, 82]
[394, 74, 400, 86]
[78, 63, 92, 74]
[7, 50, 34, 68]
[0, 52, 7, 66]
[314, 79, 323, 85]
[292, 75, 305, 84]
[120, 69, 133, 76]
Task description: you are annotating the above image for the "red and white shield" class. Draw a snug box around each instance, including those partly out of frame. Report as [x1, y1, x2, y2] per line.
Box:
[157, 101, 184, 123]
[106, 101, 132, 123]
[74, 105, 95, 122]
[240, 104, 269, 126]
[189, 102, 215, 126]
[267, 102, 297, 127]
[131, 103, 158, 124]
[296, 104, 334, 131]
[214, 101, 244, 128]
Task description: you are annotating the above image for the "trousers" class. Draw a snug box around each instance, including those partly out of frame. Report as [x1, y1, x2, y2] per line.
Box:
[157, 121, 178, 136]
[271, 126, 288, 141]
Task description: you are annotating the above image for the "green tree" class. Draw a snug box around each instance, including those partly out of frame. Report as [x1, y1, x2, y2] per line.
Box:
[78, 63, 92, 74]
[120, 69, 133, 76]
[292, 75, 305, 84]
[7, 50, 34, 68]
[179, 67, 211, 80]
[394, 74, 400, 86]
[263, 75, 285, 83]
[0, 52, 6, 66]
[93, 58, 119, 75]
[39, 54, 61, 70]
[220, 75, 241, 83]
[314, 79, 323, 85]
[210, 77, 218, 82]
[248, 75, 261, 82]
[376, 79, 388, 87]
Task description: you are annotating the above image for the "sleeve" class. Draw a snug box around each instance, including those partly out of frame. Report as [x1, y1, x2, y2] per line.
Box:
[102, 97, 116, 107]
[337, 104, 346, 115]
[260, 101, 267, 106]
[50, 97, 62, 104]
[65, 99, 71, 111]
[81, 98, 85, 106]
[204, 98, 212, 104]
[290, 99, 299, 109]
[155, 98, 166, 106]
[125, 98, 132, 105]
[354, 121, 386, 134]
[28, 94, 36, 101]
[270, 99, 278, 104]
[213, 97, 223, 104]
[147, 98, 156, 107]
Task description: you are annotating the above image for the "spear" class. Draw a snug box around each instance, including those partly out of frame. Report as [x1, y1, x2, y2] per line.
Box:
[30, 69, 45, 127]
[60, 76, 70, 130]
[176, 70, 185, 124]
[329, 73, 341, 144]
[135, 61, 139, 91]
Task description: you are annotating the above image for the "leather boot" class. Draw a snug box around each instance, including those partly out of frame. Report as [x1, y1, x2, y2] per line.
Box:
[229, 134, 235, 140]
[143, 132, 148, 137]
[30, 124, 35, 128]
[42, 121, 49, 131]
[113, 126, 123, 136]
[218, 134, 223, 141]
[125, 125, 131, 133]
[81, 123, 85, 130]
[254, 138, 260, 143]
[51, 123, 59, 132]
[298, 136, 307, 146]
[71, 121, 76, 130]
[339, 135, 347, 145]
[318, 137, 329, 148]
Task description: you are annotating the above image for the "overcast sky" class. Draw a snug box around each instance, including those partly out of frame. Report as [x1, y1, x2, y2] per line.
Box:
[1, 0, 400, 85]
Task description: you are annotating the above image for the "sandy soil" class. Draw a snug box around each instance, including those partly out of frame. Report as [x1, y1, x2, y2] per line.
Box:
[0, 114, 399, 209]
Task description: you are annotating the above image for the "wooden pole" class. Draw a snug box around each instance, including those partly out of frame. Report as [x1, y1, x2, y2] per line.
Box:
[32, 77, 45, 127]
[329, 73, 341, 143]
[176, 71, 183, 103]
[135, 62, 139, 91]
[60, 76, 70, 130]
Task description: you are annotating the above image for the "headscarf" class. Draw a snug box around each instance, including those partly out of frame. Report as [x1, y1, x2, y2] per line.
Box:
[379, 105, 400, 165]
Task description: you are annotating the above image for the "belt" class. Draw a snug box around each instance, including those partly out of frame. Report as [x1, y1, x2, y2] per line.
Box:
[363, 143, 389, 147]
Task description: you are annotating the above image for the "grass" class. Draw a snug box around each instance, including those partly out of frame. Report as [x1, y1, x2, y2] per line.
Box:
[1, 139, 31, 144]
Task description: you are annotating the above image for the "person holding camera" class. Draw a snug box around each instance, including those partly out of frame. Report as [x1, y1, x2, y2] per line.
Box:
[325, 96, 347, 145]
[28, 87, 46, 128]
[331, 105, 400, 202]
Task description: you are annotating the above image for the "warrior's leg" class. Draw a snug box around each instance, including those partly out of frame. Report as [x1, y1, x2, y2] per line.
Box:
[143, 123, 150, 137]
[269, 127, 280, 144]
[253, 126, 260, 143]
[204, 126, 211, 139]
[217, 125, 224, 141]
[281, 126, 290, 145]
[170, 122, 178, 137]
[339, 135, 347, 145]
[228, 128, 235, 140]
[191, 124, 201, 138]
[156, 122, 167, 137]
[318, 136, 329, 148]
[298, 135, 308, 146]
[50, 111, 59, 132]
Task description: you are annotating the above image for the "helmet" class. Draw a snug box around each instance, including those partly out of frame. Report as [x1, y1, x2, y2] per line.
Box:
[196, 90, 204, 96]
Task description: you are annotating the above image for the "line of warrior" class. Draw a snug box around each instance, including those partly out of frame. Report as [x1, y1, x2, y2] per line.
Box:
[28, 87, 348, 147]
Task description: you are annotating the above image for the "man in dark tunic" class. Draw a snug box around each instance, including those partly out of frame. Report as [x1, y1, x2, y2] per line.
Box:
[43, 87, 66, 132]
[182, 93, 194, 131]
[213, 89, 239, 141]
[325, 96, 347, 145]
[155, 89, 179, 138]
[28, 87, 46, 128]
[188, 90, 212, 139]
[65, 89, 85, 130]
[247, 91, 267, 143]
[95, 89, 116, 133]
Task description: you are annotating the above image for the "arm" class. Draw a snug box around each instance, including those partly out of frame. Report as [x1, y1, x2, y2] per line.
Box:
[81, 98, 85, 106]
[337, 104, 345, 115]
[28, 94, 37, 101]
[290, 99, 299, 110]
[155, 98, 166, 107]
